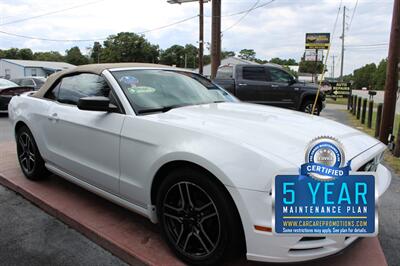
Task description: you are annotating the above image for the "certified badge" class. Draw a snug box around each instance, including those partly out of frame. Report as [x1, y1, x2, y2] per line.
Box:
[301, 136, 351, 181]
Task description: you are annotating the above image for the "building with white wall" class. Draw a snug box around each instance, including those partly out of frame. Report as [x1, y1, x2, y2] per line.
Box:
[0, 59, 75, 79]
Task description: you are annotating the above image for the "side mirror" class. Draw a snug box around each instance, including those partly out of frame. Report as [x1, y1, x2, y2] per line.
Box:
[289, 78, 297, 85]
[78, 96, 115, 112]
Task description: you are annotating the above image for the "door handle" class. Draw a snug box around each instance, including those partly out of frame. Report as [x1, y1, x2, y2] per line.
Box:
[294, 87, 300, 91]
[48, 113, 59, 122]
[238, 83, 247, 86]
[271, 84, 279, 88]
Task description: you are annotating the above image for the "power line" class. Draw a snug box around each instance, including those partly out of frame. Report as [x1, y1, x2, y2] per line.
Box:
[0, 15, 198, 42]
[205, 0, 275, 18]
[222, 0, 275, 33]
[0, 0, 106, 26]
[331, 0, 343, 39]
[346, 43, 388, 47]
[347, 0, 359, 31]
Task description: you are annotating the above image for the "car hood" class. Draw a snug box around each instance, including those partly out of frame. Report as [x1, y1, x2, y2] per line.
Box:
[153, 102, 380, 167]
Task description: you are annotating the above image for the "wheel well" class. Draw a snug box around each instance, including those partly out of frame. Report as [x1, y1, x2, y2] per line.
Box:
[151, 160, 224, 205]
[15, 121, 28, 136]
[151, 160, 246, 251]
[300, 95, 322, 109]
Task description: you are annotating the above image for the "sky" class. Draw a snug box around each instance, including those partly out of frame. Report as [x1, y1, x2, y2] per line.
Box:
[0, 0, 394, 76]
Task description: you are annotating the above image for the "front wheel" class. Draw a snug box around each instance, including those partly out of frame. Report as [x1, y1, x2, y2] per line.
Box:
[156, 168, 244, 265]
[301, 100, 320, 115]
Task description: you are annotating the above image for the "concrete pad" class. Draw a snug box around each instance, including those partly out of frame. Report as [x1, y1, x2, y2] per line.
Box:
[0, 141, 388, 266]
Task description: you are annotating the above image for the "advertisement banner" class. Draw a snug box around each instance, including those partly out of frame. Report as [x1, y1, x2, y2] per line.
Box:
[272, 136, 377, 236]
[305, 33, 331, 50]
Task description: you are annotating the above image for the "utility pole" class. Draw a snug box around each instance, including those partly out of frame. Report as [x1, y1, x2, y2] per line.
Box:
[379, 0, 400, 144]
[211, 0, 221, 79]
[331, 55, 336, 78]
[340, 6, 346, 80]
[166, 0, 209, 73]
[198, 0, 204, 74]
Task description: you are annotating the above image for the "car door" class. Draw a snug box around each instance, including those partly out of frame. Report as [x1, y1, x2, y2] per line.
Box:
[236, 66, 273, 104]
[266, 67, 297, 108]
[42, 73, 125, 194]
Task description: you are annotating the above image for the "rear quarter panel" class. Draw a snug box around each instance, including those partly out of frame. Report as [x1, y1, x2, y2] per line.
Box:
[9, 94, 52, 159]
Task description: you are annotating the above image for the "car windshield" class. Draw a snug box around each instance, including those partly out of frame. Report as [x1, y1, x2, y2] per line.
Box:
[0, 79, 18, 89]
[112, 69, 237, 114]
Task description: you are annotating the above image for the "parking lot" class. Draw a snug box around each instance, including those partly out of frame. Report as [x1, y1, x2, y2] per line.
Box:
[0, 106, 399, 266]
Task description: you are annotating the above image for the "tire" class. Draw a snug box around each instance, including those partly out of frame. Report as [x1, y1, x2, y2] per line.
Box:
[301, 100, 320, 115]
[156, 167, 245, 265]
[16, 125, 49, 180]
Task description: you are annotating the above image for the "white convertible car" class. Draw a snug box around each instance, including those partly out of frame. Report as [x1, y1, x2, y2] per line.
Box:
[8, 63, 391, 265]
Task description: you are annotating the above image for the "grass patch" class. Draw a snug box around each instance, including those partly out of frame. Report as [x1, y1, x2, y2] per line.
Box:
[326, 97, 349, 105]
[345, 109, 400, 175]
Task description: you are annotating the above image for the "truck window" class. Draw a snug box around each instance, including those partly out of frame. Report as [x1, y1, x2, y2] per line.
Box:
[242, 67, 266, 81]
[216, 65, 233, 79]
[268, 68, 293, 83]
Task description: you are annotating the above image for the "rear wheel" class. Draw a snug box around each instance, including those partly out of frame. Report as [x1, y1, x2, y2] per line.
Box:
[301, 100, 320, 115]
[156, 167, 244, 265]
[16, 125, 49, 180]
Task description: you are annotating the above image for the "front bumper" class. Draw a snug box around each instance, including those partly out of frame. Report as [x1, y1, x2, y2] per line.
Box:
[227, 163, 391, 263]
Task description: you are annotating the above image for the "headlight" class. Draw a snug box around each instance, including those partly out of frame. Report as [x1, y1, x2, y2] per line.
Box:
[358, 152, 383, 172]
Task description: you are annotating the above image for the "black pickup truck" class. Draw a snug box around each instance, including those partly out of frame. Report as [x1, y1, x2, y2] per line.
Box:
[213, 64, 325, 115]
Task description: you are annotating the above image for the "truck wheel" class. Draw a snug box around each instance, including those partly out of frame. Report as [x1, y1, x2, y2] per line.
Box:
[301, 100, 320, 115]
[16, 125, 49, 180]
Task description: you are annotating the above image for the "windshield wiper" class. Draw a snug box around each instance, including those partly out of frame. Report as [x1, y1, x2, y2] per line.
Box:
[137, 104, 188, 114]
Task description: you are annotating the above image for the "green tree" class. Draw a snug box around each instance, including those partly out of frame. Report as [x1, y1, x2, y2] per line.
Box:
[269, 57, 298, 66]
[352, 63, 377, 89]
[2, 48, 19, 59]
[184, 44, 198, 68]
[17, 48, 34, 60]
[238, 49, 256, 61]
[90, 41, 103, 63]
[373, 59, 387, 90]
[33, 51, 64, 62]
[101, 32, 159, 63]
[65, 46, 89, 65]
[298, 60, 324, 74]
[221, 50, 235, 59]
[160, 45, 186, 67]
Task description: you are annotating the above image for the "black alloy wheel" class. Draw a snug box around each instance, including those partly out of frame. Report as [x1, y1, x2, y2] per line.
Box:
[162, 181, 221, 258]
[156, 168, 245, 265]
[302, 100, 320, 115]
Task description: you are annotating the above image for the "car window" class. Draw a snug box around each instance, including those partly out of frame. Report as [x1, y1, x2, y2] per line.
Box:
[11, 79, 21, 85]
[216, 65, 234, 79]
[33, 78, 45, 88]
[47, 73, 110, 105]
[0, 79, 18, 89]
[268, 68, 293, 83]
[242, 67, 267, 81]
[21, 79, 34, 86]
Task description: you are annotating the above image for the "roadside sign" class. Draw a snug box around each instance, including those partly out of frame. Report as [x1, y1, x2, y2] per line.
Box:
[330, 82, 351, 98]
[305, 33, 330, 50]
[305, 49, 324, 62]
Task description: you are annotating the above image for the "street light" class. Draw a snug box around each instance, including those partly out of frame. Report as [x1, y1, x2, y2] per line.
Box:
[167, 0, 210, 74]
